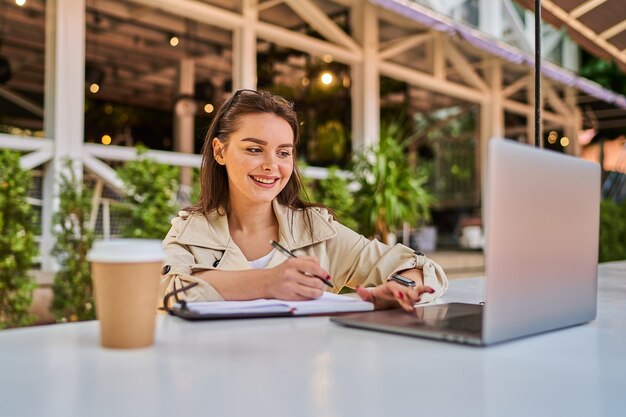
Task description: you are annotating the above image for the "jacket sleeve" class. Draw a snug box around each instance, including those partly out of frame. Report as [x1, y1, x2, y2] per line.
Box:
[160, 214, 225, 306]
[325, 220, 448, 304]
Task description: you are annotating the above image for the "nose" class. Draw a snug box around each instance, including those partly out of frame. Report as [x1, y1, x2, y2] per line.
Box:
[261, 152, 277, 171]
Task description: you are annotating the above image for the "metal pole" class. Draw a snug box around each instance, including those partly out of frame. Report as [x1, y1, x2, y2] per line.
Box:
[535, 0, 542, 148]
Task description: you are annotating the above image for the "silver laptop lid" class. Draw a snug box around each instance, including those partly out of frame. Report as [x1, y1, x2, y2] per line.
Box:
[483, 139, 600, 345]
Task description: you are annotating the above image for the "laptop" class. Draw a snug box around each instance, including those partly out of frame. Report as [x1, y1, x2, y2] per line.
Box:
[331, 139, 601, 346]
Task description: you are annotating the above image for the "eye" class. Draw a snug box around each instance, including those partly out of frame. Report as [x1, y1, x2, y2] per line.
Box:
[278, 150, 292, 158]
[246, 147, 262, 154]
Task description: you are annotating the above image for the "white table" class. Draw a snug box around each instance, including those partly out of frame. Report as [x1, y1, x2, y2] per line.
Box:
[1, 262, 625, 417]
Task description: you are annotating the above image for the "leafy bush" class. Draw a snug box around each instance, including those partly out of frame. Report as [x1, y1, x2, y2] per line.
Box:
[315, 167, 358, 230]
[51, 160, 95, 322]
[353, 123, 435, 243]
[599, 199, 626, 262]
[0, 150, 37, 329]
[116, 146, 180, 239]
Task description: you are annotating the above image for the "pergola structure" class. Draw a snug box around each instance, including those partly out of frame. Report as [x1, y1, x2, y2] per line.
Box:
[1, 0, 626, 270]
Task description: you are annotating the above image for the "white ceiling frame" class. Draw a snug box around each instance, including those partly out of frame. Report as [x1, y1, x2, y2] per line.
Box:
[378, 32, 432, 60]
[503, 0, 532, 51]
[283, 0, 360, 52]
[442, 38, 489, 92]
[542, 29, 564, 57]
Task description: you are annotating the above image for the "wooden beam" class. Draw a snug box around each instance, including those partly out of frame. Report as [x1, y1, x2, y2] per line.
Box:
[379, 61, 486, 104]
[442, 38, 488, 92]
[502, 74, 531, 98]
[378, 32, 432, 60]
[432, 35, 445, 80]
[570, 0, 606, 18]
[541, 0, 626, 67]
[283, 0, 360, 52]
[256, 21, 362, 64]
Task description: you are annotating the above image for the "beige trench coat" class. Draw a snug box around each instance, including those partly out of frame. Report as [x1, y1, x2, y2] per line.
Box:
[161, 200, 448, 303]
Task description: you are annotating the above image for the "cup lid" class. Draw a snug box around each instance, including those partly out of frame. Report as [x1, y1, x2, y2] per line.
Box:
[87, 239, 166, 263]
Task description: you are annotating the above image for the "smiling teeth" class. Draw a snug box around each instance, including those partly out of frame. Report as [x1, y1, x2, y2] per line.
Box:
[253, 176, 276, 184]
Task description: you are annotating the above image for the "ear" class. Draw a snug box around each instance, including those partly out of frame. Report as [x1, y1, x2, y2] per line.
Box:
[212, 138, 225, 165]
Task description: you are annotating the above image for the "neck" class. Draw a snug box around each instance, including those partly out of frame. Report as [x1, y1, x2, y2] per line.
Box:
[227, 198, 277, 233]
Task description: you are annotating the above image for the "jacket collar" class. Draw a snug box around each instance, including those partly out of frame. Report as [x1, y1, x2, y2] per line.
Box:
[175, 200, 336, 251]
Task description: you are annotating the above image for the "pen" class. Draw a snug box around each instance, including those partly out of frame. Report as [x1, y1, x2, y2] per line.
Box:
[270, 240, 334, 288]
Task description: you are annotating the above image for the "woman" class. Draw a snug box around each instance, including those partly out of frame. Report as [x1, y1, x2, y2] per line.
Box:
[161, 89, 448, 312]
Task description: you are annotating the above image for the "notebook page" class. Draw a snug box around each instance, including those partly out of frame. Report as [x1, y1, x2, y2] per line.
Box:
[178, 293, 373, 316]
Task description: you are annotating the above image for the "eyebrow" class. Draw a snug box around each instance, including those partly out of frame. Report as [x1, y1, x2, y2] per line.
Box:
[241, 137, 293, 148]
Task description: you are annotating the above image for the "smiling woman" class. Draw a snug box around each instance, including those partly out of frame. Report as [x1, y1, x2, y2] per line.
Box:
[160, 89, 449, 311]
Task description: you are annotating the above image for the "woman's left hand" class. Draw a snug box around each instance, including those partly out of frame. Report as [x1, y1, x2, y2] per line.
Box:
[356, 281, 435, 312]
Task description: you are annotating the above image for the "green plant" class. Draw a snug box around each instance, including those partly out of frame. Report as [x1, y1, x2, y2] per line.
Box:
[51, 160, 95, 322]
[116, 146, 180, 239]
[599, 198, 626, 262]
[308, 120, 348, 165]
[353, 122, 436, 243]
[0, 150, 37, 329]
[315, 167, 358, 230]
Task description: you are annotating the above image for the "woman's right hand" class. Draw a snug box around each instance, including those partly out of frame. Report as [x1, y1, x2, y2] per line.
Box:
[265, 256, 329, 300]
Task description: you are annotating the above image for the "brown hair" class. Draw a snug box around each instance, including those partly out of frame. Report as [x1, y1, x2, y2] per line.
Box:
[187, 89, 325, 218]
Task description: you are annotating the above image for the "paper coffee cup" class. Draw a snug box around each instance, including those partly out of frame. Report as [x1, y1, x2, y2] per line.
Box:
[87, 239, 166, 349]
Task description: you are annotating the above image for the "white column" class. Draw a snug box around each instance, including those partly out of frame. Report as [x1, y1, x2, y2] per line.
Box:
[351, 2, 378, 151]
[562, 37, 580, 72]
[232, 0, 257, 91]
[41, 0, 86, 271]
[479, 0, 503, 38]
[174, 58, 195, 189]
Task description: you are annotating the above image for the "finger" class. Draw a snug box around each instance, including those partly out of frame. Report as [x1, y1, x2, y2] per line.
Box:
[393, 289, 416, 313]
[296, 258, 331, 282]
[296, 273, 325, 290]
[356, 286, 374, 303]
[293, 282, 324, 299]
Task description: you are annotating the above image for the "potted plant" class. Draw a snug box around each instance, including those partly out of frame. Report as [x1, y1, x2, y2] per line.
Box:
[0, 150, 37, 329]
[353, 122, 435, 245]
[51, 159, 95, 322]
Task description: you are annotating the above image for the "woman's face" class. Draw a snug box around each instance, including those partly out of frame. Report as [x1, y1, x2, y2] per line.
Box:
[213, 113, 294, 207]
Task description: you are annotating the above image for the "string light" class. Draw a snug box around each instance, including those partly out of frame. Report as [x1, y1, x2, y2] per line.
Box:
[560, 137, 570, 147]
[101, 135, 112, 145]
[548, 131, 558, 144]
[89, 83, 100, 93]
[320, 71, 333, 85]
[203, 103, 214, 113]
[169, 35, 180, 47]
[16, 0, 27, 6]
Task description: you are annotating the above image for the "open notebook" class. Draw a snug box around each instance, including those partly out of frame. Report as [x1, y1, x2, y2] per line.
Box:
[167, 292, 374, 320]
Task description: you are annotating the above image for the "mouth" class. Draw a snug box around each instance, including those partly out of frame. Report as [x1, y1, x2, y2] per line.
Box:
[250, 175, 280, 187]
